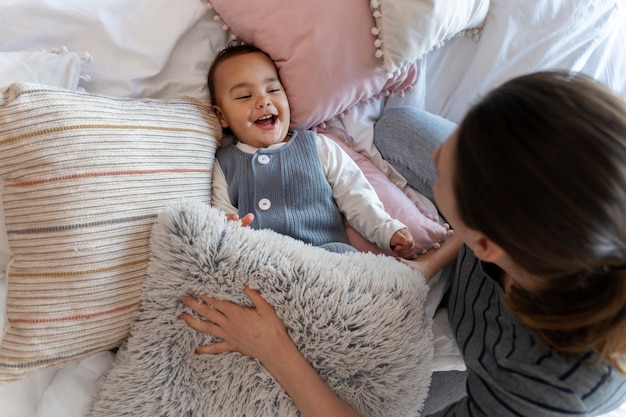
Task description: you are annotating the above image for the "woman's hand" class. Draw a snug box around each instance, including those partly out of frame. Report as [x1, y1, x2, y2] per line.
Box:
[180, 286, 363, 417]
[225, 212, 255, 227]
[399, 230, 461, 282]
[179, 285, 291, 362]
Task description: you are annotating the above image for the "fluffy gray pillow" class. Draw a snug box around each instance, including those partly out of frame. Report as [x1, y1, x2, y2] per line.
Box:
[88, 202, 433, 417]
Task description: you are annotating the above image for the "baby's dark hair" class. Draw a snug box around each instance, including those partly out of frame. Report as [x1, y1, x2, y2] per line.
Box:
[206, 43, 273, 105]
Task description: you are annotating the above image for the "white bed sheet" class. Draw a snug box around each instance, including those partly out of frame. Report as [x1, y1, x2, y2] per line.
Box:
[0, 0, 625, 416]
[419, 0, 626, 122]
[0, 0, 229, 99]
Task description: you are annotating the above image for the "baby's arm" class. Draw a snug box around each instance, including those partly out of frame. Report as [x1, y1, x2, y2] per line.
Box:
[225, 212, 255, 227]
[212, 160, 254, 226]
[400, 231, 461, 282]
[317, 134, 408, 251]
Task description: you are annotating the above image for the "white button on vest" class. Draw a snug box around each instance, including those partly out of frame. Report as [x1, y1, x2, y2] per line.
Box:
[258, 155, 270, 164]
[258, 198, 271, 210]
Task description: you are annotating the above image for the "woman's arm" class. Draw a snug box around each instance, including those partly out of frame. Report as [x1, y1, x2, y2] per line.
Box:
[179, 286, 363, 417]
[400, 231, 461, 282]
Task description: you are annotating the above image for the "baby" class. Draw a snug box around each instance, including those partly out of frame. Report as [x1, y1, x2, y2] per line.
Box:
[208, 44, 417, 258]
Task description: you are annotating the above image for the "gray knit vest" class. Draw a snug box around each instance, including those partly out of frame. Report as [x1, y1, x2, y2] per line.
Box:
[216, 130, 349, 246]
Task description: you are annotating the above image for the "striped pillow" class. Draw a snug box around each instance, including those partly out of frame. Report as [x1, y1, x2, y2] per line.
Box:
[0, 83, 220, 383]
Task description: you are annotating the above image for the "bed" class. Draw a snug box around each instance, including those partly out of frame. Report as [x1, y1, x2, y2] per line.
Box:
[0, 0, 625, 416]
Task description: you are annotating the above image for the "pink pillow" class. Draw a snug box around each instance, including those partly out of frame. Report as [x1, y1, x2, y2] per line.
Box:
[323, 132, 448, 257]
[208, 0, 417, 130]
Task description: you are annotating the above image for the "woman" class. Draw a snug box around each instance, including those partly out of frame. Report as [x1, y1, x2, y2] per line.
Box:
[180, 71, 626, 416]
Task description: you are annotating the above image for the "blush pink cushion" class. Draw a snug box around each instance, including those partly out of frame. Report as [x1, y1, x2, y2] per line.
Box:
[324, 132, 448, 256]
[208, 0, 417, 130]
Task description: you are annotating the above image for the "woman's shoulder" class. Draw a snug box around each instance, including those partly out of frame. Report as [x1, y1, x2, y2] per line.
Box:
[462, 351, 626, 415]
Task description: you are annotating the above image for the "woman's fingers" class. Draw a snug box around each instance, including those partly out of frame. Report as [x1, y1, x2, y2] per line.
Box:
[179, 312, 236, 354]
[178, 310, 222, 337]
[179, 287, 292, 362]
[180, 295, 226, 323]
[242, 285, 274, 314]
[179, 291, 258, 338]
[192, 286, 269, 316]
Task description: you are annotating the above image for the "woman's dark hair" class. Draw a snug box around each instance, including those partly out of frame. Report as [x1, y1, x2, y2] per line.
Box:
[206, 43, 273, 106]
[455, 71, 626, 372]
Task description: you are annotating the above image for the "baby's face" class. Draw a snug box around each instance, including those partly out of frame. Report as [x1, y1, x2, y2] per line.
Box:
[213, 52, 290, 148]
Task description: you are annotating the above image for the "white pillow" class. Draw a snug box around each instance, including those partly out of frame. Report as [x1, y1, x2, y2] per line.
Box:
[371, 0, 491, 78]
[0, 49, 86, 91]
[0, 0, 229, 99]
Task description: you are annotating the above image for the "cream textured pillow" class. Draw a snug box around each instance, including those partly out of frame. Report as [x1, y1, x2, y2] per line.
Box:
[371, 0, 491, 78]
[208, 0, 418, 130]
[0, 83, 220, 384]
[0, 49, 91, 270]
[88, 202, 433, 417]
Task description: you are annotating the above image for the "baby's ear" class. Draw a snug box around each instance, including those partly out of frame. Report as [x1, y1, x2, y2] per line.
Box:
[213, 105, 228, 128]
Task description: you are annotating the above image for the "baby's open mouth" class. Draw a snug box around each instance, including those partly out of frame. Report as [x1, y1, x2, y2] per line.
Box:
[255, 114, 276, 127]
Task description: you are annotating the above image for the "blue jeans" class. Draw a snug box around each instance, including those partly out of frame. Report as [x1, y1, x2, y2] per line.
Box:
[373, 106, 457, 204]
[374, 106, 466, 414]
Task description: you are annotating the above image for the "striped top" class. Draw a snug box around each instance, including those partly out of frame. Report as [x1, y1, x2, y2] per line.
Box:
[432, 245, 626, 416]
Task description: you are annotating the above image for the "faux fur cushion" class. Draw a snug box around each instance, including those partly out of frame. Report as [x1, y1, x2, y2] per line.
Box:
[89, 202, 433, 417]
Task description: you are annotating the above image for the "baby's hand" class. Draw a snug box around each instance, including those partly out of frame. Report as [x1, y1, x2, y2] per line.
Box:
[396, 230, 460, 282]
[390, 228, 416, 259]
[225, 212, 254, 227]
